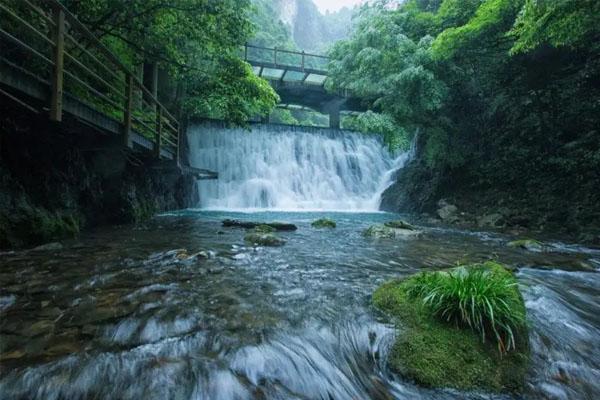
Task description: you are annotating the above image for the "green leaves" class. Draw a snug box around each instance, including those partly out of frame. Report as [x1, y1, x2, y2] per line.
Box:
[405, 262, 526, 354]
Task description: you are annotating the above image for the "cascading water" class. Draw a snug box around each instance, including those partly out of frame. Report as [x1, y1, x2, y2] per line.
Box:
[187, 123, 410, 211]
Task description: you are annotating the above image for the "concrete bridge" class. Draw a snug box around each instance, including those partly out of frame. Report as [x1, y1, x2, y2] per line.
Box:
[243, 44, 365, 129]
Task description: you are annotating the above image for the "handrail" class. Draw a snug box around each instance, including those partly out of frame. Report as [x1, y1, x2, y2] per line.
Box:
[243, 43, 329, 80]
[0, 0, 180, 163]
[244, 43, 329, 60]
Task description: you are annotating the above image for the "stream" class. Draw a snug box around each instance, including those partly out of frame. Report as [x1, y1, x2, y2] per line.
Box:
[1, 210, 599, 399]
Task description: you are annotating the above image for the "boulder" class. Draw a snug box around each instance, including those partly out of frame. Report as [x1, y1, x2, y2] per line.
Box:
[384, 220, 416, 230]
[373, 262, 529, 392]
[508, 239, 545, 252]
[222, 219, 297, 231]
[477, 213, 506, 228]
[244, 233, 286, 247]
[311, 218, 336, 228]
[436, 200, 458, 222]
[363, 224, 422, 239]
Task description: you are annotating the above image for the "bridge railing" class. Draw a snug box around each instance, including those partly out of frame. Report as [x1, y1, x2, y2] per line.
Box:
[243, 43, 329, 74]
[0, 0, 179, 159]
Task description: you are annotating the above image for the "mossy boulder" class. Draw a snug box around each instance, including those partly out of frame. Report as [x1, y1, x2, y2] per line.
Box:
[311, 218, 336, 228]
[384, 220, 416, 230]
[508, 239, 545, 252]
[373, 262, 529, 393]
[253, 224, 276, 233]
[244, 232, 285, 247]
[363, 224, 421, 239]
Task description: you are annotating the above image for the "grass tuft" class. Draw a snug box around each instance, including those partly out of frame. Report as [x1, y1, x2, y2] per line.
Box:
[404, 262, 526, 354]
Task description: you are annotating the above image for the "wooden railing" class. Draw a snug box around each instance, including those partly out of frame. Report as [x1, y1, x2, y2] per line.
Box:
[243, 43, 329, 74]
[0, 0, 179, 160]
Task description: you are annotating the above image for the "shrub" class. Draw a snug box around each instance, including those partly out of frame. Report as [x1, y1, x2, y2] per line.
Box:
[404, 262, 526, 354]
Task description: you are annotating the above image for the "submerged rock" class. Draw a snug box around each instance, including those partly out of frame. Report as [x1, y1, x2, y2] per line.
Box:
[222, 219, 297, 231]
[244, 233, 286, 247]
[508, 239, 545, 252]
[384, 220, 415, 230]
[363, 224, 421, 239]
[373, 262, 529, 393]
[311, 218, 336, 228]
[31, 242, 63, 252]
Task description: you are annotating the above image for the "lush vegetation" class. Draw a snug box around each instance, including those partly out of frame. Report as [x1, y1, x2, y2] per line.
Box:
[373, 261, 529, 392]
[329, 0, 600, 231]
[405, 263, 526, 354]
[60, 0, 279, 124]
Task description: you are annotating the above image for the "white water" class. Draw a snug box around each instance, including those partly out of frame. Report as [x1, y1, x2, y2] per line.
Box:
[188, 123, 410, 211]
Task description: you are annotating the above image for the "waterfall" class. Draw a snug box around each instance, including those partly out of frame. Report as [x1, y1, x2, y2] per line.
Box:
[187, 123, 410, 211]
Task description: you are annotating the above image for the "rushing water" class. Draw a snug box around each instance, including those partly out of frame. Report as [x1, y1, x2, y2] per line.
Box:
[1, 211, 599, 400]
[188, 123, 409, 211]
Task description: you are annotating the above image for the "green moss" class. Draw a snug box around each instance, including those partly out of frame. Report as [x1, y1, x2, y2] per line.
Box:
[311, 218, 337, 228]
[244, 232, 286, 247]
[254, 224, 276, 233]
[373, 262, 529, 393]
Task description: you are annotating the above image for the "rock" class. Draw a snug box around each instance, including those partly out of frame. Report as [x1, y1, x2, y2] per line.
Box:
[27, 320, 54, 337]
[477, 213, 505, 228]
[311, 218, 336, 228]
[373, 262, 529, 393]
[0, 349, 26, 360]
[363, 224, 422, 239]
[31, 242, 63, 252]
[437, 200, 458, 222]
[508, 239, 545, 252]
[244, 233, 286, 247]
[384, 220, 416, 230]
[253, 224, 276, 233]
[222, 219, 297, 231]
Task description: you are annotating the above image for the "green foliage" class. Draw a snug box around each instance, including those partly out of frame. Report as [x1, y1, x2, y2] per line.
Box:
[405, 262, 526, 354]
[510, 0, 600, 54]
[328, 0, 600, 216]
[342, 111, 411, 150]
[60, 0, 278, 124]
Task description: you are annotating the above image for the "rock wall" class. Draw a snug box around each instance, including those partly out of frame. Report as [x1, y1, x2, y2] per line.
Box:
[0, 102, 198, 249]
[380, 136, 600, 243]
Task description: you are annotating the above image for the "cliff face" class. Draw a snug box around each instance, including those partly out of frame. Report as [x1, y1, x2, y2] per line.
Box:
[272, 0, 353, 52]
[0, 103, 198, 249]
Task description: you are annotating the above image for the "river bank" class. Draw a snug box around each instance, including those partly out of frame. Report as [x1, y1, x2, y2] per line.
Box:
[0, 103, 198, 249]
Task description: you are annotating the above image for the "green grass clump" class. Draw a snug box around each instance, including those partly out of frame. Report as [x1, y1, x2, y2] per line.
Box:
[311, 218, 336, 228]
[373, 261, 529, 392]
[405, 263, 525, 354]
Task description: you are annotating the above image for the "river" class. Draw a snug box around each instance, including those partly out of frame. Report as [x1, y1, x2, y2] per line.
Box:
[0, 124, 599, 399]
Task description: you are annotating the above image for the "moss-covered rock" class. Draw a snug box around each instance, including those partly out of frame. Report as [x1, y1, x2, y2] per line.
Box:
[311, 218, 336, 228]
[384, 220, 416, 230]
[508, 239, 545, 252]
[373, 262, 529, 393]
[363, 224, 421, 239]
[253, 224, 276, 233]
[244, 232, 286, 247]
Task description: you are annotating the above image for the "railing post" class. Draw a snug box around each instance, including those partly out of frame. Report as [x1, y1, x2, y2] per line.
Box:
[301, 51, 305, 70]
[274, 47, 277, 65]
[50, 6, 65, 122]
[176, 128, 180, 167]
[123, 74, 133, 147]
[244, 42, 248, 61]
[154, 107, 162, 159]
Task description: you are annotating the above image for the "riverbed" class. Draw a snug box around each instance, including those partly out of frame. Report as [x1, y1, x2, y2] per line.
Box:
[1, 210, 599, 399]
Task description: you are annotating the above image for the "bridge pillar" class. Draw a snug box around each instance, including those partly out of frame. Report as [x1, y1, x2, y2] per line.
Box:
[329, 109, 340, 130]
